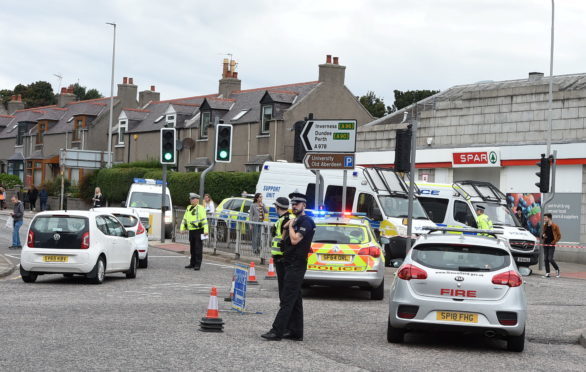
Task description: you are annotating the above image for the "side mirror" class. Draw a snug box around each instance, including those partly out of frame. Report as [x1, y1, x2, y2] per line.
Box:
[126, 230, 136, 238]
[120, 201, 126, 207]
[380, 237, 390, 245]
[144, 223, 151, 231]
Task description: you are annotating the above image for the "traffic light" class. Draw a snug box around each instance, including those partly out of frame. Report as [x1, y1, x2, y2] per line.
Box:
[215, 123, 233, 163]
[535, 153, 551, 193]
[160, 128, 176, 165]
[394, 126, 412, 172]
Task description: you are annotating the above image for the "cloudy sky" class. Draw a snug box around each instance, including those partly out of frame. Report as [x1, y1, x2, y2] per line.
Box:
[1, 0, 584, 105]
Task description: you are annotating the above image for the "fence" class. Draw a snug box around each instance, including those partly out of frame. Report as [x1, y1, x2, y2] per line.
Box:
[173, 208, 273, 263]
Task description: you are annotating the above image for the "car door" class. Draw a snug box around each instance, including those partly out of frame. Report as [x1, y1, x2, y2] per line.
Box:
[95, 215, 118, 270]
[103, 215, 131, 270]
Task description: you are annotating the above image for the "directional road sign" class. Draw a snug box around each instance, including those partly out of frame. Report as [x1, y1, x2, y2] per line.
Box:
[303, 152, 355, 170]
[301, 119, 357, 153]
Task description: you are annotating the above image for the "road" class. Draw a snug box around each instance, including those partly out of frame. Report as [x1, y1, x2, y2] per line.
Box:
[0, 230, 585, 371]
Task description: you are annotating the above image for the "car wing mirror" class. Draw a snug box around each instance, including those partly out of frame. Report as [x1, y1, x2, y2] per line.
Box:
[380, 237, 390, 245]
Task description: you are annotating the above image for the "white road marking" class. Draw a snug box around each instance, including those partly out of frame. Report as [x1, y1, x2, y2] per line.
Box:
[5, 254, 21, 259]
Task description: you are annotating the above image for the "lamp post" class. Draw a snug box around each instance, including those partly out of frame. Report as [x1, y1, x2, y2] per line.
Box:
[106, 22, 116, 168]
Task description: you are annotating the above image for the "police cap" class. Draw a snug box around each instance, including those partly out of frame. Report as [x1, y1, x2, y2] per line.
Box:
[476, 204, 486, 211]
[274, 197, 289, 209]
[289, 192, 306, 204]
[189, 193, 200, 200]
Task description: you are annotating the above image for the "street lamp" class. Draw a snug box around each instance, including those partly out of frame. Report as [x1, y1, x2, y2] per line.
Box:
[106, 22, 116, 168]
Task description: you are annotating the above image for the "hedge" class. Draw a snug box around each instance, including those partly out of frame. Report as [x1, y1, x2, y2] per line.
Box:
[95, 167, 153, 204]
[113, 160, 162, 169]
[0, 173, 23, 189]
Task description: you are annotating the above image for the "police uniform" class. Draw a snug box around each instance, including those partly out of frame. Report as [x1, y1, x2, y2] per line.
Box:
[263, 192, 315, 341]
[476, 205, 493, 232]
[270, 197, 294, 302]
[180, 193, 209, 270]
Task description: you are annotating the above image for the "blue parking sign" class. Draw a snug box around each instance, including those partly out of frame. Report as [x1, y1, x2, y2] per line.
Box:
[344, 156, 354, 168]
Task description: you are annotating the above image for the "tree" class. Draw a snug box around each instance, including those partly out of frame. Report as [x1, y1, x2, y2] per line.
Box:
[71, 83, 103, 101]
[0, 89, 13, 110]
[25, 81, 56, 108]
[390, 89, 440, 112]
[358, 91, 392, 118]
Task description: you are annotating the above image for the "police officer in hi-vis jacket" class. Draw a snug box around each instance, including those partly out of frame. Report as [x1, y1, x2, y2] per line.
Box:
[270, 197, 295, 301]
[180, 193, 209, 270]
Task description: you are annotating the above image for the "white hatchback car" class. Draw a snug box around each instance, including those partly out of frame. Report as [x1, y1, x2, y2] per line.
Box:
[20, 210, 139, 284]
[91, 208, 149, 268]
[388, 228, 527, 352]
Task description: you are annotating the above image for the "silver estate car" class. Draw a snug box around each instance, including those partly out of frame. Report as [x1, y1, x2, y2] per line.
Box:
[387, 229, 527, 352]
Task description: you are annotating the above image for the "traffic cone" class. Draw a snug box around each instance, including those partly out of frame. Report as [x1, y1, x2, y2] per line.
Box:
[199, 286, 224, 332]
[265, 258, 277, 280]
[224, 275, 235, 302]
[247, 262, 259, 285]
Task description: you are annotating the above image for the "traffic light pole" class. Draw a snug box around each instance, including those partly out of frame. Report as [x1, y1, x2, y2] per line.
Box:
[538, 151, 556, 270]
[160, 164, 167, 243]
[405, 118, 418, 253]
[199, 161, 215, 201]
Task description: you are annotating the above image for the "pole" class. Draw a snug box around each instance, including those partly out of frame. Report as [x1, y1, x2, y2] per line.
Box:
[405, 118, 418, 253]
[315, 171, 320, 209]
[60, 165, 65, 210]
[160, 164, 167, 243]
[341, 170, 347, 212]
[199, 161, 215, 199]
[106, 22, 116, 168]
[538, 151, 557, 270]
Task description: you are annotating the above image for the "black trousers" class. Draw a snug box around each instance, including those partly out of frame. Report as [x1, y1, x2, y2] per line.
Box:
[189, 229, 203, 267]
[271, 260, 306, 337]
[273, 255, 286, 303]
[544, 245, 559, 273]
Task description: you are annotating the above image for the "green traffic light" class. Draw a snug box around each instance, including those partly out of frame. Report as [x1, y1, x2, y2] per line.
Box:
[164, 152, 173, 161]
[219, 150, 228, 159]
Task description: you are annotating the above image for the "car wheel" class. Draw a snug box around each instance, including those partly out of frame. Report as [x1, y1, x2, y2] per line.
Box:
[217, 222, 228, 242]
[126, 253, 138, 279]
[138, 253, 148, 269]
[370, 278, 385, 300]
[63, 274, 74, 278]
[507, 329, 525, 352]
[20, 266, 38, 283]
[87, 256, 106, 284]
[387, 318, 404, 343]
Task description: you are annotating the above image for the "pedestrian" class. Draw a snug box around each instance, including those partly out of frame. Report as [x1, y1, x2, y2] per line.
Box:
[27, 185, 38, 212]
[203, 193, 215, 214]
[249, 193, 268, 254]
[39, 186, 49, 211]
[270, 196, 294, 302]
[475, 205, 493, 230]
[92, 187, 105, 208]
[262, 192, 315, 341]
[180, 193, 209, 270]
[9, 195, 24, 250]
[0, 186, 5, 210]
[541, 213, 561, 278]
[515, 207, 527, 229]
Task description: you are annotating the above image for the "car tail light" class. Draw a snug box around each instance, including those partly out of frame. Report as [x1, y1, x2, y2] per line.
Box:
[492, 270, 522, 287]
[81, 232, 90, 249]
[136, 222, 145, 235]
[358, 246, 381, 257]
[27, 231, 34, 248]
[397, 264, 427, 280]
[497, 311, 518, 326]
[397, 305, 419, 319]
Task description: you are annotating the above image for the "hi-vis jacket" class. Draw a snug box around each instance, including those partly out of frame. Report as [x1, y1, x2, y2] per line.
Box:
[271, 213, 295, 256]
[476, 213, 493, 231]
[180, 204, 209, 234]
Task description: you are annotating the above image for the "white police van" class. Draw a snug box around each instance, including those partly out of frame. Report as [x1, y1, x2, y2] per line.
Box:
[122, 178, 173, 239]
[256, 161, 436, 265]
[416, 181, 539, 269]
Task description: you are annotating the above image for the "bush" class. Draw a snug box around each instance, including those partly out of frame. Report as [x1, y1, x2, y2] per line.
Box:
[0, 173, 23, 189]
[113, 160, 162, 169]
[206, 172, 259, 204]
[96, 167, 152, 204]
[43, 176, 71, 197]
[79, 171, 99, 203]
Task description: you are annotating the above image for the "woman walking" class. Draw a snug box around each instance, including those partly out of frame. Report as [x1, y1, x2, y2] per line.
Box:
[249, 193, 268, 255]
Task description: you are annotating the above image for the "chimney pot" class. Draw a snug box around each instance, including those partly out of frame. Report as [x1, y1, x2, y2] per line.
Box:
[17, 94, 22, 102]
[333, 56, 339, 65]
[326, 55, 332, 64]
[123, 77, 128, 84]
[129, 77, 134, 85]
[11, 95, 16, 101]
[233, 72, 238, 79]
[150, 85, 156, 91]
[61, 87, 67, 94]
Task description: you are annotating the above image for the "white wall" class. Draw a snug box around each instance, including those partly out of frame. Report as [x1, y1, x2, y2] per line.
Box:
[500, 165, 583, 193]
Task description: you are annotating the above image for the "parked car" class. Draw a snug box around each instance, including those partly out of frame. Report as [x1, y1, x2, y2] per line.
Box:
[20, 210, 139, 284]
[214, 196, 253, 242]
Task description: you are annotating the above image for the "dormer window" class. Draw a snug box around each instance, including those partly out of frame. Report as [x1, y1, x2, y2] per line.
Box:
[261, 105, 273, 134]
[16, 123, 26, 146]
[118, 120, 128, 145]
[200, 111, 211, 138]
[72, 118, 84, 142]
[166, 114, 176, 127]
[36, 121, 48, 144]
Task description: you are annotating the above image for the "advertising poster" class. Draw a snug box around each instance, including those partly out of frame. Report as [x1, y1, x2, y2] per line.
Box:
[506, 193, 542, 237]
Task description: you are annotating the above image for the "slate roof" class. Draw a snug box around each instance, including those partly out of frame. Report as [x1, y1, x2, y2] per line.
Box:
[0, 115, 14, 128]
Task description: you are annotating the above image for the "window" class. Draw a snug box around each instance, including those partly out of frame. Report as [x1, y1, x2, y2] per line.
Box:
[231, 109, 249, 121]
[200, 111, 211, 138]
[128, 192, 170, 209]
[95, 216, 110, 235]
[112, 214, 138, 228]
[412, 244, 510, 272]
[418, 197, 449, 224]
[154, 115, 164, 123]
[314, 224, 370, 244]
[118, 120, 127, 145]
[324, 185, 356, 212]
[261, 105, 273, 133]
[357, 193, 383, 221]
[104, 215, 125, 237]
[36, 121, 47, 144]
[72, 119, 83, 142]
[166, 115, 176, 128]
[228, 199, 244, 212]
[242, 200, 252, 213]
[305, 183, 316, 209]
[454, 200, 477, 227]
[16, 124, 26, 146]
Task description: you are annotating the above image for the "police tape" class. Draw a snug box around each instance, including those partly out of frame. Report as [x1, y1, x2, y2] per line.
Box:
[534, 243, 586, 249]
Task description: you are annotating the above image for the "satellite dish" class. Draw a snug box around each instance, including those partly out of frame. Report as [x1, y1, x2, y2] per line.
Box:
[183, 138, 195, 149]
[176, 139, 183, 151]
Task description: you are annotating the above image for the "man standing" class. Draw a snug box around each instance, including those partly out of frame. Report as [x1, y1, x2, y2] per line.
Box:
[27, 186, 38, 212]
[262, 192, 315, 341]
[475, 205, 493, 230]
[515, 207, 527, 229]
[180, 193, 209, 270]
[270, 197, 294, 301]
[541, 213, 561, 278]
[9, 195, 24, 250]
[39, 186, 48, 211]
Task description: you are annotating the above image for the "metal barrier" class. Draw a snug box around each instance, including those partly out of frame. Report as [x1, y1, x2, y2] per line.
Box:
[173, 208, 273, 263]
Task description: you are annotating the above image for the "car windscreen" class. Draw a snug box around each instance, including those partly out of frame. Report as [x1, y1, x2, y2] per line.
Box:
[30, 215, 89, 249]
[418, 197, 448, 223]
[473, 203, 518, 226]
[128, 192, 170, 210]
[378, 195, 429, 219]
[412, 243, 510, 272]
[113, 214, 138, 228]
[313, 224, 370, 244]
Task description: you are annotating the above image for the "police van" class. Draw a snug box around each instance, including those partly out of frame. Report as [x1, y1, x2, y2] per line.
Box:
[256, 161, 436, 264]
[416, 181, 539, 269]
[122, 178, 173, 239]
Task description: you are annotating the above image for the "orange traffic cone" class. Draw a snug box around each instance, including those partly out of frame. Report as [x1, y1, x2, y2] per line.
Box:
[199, 286, 224, 332]
[224, 275, 235, 302]
[248, 262, 259, 285]
[265, 258, 277, 280]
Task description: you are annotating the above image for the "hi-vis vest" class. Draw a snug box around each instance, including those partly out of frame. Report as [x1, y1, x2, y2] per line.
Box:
[271, 213, 294, 256]
[180, 204, 209, 234]
[476, 213, 493, 231]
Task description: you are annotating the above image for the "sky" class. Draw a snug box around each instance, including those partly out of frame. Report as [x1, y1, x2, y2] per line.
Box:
[1, 0, 585, 105]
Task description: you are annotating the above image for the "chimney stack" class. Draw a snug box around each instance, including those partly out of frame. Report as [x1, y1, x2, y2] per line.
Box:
[318, 55, 345, 86]
[218, 58, 241, 98]
[7, 94, 25, 114]
[139, 85, 161, 108]
[528, 72, 544, 82]
[57, 85, 76, 107]
[117, 76, 138, 109]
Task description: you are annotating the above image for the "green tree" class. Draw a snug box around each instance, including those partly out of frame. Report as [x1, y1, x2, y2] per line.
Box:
[21, 81, 56, 108]
[84, 88, 102, 100]
[391, 89, 440, 112]
[71, 83, 103, 101]
[0, 89, 13, 110]
[357, 91, 392, 118]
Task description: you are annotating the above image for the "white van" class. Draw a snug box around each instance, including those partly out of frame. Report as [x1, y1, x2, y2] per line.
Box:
[257, 161, 436, 264]
[416, 181, 539, 268]
[122, 178, 173, 239]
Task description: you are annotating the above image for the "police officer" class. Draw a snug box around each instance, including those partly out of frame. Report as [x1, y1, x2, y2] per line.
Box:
[180, 193, 209, 270]
[262, 192, 315, 341]
[270, 197, 294, 301]
[475, 205, 493, 231]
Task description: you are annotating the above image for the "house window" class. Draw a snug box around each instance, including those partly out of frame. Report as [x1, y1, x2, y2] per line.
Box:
[118, 120, 127, 144]
[200, 111, 211, 138]
[16, 124, 26, 146]
[36, 122, 47, 144]
[166, 115, 176, 128]
[261, 105, 273, 134]
[72, 119, 83, 142]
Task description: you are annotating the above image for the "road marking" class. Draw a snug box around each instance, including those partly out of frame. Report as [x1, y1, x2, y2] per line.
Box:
[203, 262, 233, 269]
[5, 254, 21, 259]
[147, 255, 186, 258]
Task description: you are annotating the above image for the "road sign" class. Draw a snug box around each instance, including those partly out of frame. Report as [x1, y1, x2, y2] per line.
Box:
[303, 153, 355, 170]
[301, 119, 357, 153]
[231, 263, 249, 312]
[59, 149, 111, 169]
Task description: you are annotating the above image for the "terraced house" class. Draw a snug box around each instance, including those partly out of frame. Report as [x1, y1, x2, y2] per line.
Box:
[111, 55, 373, 172]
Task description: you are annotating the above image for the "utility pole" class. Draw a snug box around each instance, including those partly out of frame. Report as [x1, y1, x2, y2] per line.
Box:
[106, 22, 116, 168]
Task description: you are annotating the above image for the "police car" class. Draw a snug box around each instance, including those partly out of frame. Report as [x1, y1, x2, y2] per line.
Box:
[387, 227, 527, 352]
[303, 211, 386, 300]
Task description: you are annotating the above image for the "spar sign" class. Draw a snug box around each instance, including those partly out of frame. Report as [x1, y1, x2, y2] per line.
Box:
[452, 149, 500, 168]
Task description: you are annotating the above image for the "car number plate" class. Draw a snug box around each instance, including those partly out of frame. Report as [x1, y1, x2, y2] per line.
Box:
[436, 311, 478, 323]
[516, 257, 531, 262]
[320, 254, 351, 262]
[43, 255, 69, 263]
